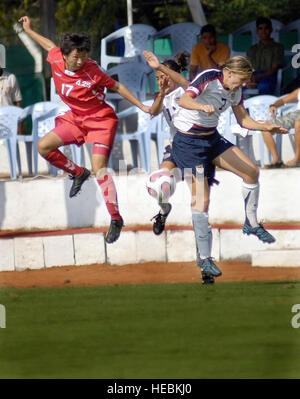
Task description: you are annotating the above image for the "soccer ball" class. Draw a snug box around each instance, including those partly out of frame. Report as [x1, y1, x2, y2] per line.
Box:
[146, 169, 176, 202]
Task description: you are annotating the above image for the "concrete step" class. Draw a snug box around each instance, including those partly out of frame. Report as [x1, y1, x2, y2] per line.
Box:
[252, 249, 300, 267]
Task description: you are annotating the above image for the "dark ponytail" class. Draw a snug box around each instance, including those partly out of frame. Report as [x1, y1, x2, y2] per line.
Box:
[162, 51, 189, 73]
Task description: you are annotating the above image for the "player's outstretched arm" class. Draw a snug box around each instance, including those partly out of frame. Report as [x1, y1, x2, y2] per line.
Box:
[18, 16, 56, 52]
[143, 51, 189, 89]
[149, 74, 170, 116]
[269, 88, 300, 117]
[110, 81, 151, 113]
[232, 104, 289, 134]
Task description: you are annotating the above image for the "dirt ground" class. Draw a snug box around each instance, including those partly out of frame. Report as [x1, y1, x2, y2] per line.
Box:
[0, 261, 300, 288]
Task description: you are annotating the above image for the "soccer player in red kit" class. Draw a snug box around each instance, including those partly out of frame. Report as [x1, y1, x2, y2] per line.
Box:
[19, 16, 151, 244]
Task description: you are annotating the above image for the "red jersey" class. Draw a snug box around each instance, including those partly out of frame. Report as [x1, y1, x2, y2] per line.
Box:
[46, 47, 116, 117]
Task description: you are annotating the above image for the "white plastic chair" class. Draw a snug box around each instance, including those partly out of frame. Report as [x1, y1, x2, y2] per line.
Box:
[50, 77, 62, 103]
[155, 113, 172, 166]
[143, 111, 162, 171]
[20, 101, 61, 176]
[20, 101, 83, 176]
[0, 106, 23, 179]
[274, 101, 299, 159]
[101, 24, 157, 70]
[0, 43, 5, 68]
[280, 19, 300, 48]
[111, 105, 154, 171]
[149, 22, 201, 60]
[106, 61, 151, 105]
[243, 95, 279, 166]
[134, 99, 171, 171]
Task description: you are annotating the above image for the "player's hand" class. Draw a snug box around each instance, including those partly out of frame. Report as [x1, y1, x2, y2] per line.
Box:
[18, 16, 32, 32]
[140, 104, 152, 114]
[143, 51, 160, 69]
[263, 121, 289, 134]
[269, 105, 277, 118]
[200, 104, 215, 115]
[158, 74, 169, 94]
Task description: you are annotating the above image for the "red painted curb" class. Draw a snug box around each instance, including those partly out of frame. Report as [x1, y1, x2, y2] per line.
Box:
[1, 223, 300, 239]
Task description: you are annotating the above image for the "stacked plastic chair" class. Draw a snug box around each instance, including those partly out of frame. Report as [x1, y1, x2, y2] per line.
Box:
[0, 106, 23, 179]
[243, 95, 279, 166]
[101, 24, 157, 70]
[148, 22, 201, 61]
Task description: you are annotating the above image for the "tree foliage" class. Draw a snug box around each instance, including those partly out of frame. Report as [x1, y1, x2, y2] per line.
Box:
[0, 0, 299, 59]
[202, 0, 300, 34]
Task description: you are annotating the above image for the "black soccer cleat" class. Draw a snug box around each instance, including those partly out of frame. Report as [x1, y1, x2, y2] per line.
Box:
[151, 203, 172, 235]
[201, 271, 215, 285]
[69, 167, 91, 198]
[105, 218, 124, 244]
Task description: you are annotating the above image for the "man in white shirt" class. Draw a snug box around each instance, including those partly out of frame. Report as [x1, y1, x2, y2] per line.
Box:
[0, 66, 22, 107]
[261, 88, 300, 168]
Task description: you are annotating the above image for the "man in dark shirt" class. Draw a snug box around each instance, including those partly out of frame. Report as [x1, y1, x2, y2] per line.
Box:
[247, 17, 284, 94]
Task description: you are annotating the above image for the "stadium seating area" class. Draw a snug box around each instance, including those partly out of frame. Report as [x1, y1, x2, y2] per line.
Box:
[0, 19, 300, 178]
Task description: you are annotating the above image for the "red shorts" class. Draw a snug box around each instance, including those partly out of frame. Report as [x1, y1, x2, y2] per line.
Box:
[54, 109, 119, 149]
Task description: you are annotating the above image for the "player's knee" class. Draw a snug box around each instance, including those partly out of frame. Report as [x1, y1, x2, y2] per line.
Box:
[252, 165, 260, 181]
[191, 198, 209, 212]
[94, 164, 109, 180]
[37, 138, 49, 156]
[92, 156, 109, 178]
[246, 164, 259, 183]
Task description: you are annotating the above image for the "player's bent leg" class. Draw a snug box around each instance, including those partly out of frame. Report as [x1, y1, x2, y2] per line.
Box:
[92, 149, 124, 244]
[189, 176, 222, 283]
[213, 146, 275, 243]
[147, 161, 177, 235]
[213, 145, 259, 184]
[151, 203, 172, 235]
[38, 131, 89, 197]
[192, 211, 222, 280]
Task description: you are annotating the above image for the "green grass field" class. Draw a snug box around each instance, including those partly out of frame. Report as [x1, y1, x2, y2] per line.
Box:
[1, 280, 300, 379]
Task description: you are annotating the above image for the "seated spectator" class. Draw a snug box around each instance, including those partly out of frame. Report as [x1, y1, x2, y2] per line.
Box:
[0, 64, 23, 134]
[189, 24, 230, 81]
[246, 17, 284, 95]
[261, 88, 300, 168]
[0, 65, 22, 107]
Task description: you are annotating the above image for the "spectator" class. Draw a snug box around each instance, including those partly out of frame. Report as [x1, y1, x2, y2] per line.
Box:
[261, 88, 300, 168]
[189, 24, 230, 81]
[246, 17, 284, 95]
[0, 64, 23, 134]
[0, 65, 22, 107]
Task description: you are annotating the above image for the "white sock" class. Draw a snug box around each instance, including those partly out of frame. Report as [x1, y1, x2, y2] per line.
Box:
[159, 202, 170, 215]
[192, 210, 211, 259]
[242, 182, 259, 227]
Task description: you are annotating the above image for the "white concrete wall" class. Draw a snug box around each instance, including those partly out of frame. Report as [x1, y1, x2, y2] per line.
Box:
[0, 168, 300, 231]
[0, 227, 299, 271]
[1, 164, 300, 271]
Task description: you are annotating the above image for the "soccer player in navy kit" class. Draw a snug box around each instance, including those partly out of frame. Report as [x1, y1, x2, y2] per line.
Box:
[144, 52, 188, 235]
[144, 51, 288, 283]
[19, 16, 151, 244]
